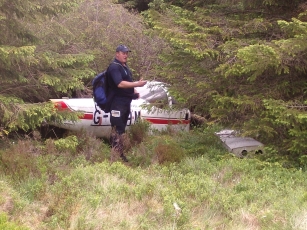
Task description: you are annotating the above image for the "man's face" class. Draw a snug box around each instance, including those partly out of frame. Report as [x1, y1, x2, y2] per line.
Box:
[116, 51, 129, 64]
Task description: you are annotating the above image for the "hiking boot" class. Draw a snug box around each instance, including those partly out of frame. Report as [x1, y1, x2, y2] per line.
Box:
[120, 155, 128, 162]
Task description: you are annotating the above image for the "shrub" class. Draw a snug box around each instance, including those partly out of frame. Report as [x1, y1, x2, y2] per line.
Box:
[72, 130, 110, 163]
[54, 135, 78, 154]
[47, 130, 111, 163]
[0, 140, 42, 181]
[153, 136, 186, 165]
[127, 119, 150, 146]
[0, 212, 29, 230]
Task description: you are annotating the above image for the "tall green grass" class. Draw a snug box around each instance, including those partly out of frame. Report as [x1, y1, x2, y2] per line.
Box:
[0, 124, 307, 229]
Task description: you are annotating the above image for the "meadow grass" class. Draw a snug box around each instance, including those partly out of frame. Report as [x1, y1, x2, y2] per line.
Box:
[0, 124, 307, 229]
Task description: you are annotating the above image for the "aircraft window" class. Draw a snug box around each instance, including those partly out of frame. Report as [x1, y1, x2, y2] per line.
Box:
[138, 82, 177, 109]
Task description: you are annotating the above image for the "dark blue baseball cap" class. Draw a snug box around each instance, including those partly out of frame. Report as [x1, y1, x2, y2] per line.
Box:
[116, 44, 131, 52]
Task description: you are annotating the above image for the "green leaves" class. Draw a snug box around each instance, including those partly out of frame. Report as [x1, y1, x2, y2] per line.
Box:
[0, 0, 91, 133]
[41, 52, 94, 69]
[262, 99, 307, 154]
[278, 18, 307, 37]
[0, 45, 37, 67]
[144, 0, 307, 157]
[0, 97, 48, 133]
[0, 213, 29, 230]
[218, 44, 283, 81]
[54, 135, 79, 153]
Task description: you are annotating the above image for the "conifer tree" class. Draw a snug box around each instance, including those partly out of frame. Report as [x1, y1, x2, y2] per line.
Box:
[0, 0, 91, 136]
[143, 0, 307, 155]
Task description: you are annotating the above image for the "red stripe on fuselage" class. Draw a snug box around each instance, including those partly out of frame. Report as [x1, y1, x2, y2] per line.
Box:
[80, 113, 190, 125]
[81, 113, 93, 120]
[144, 118, 190, 125]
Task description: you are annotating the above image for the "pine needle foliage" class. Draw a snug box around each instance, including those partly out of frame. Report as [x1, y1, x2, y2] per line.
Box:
[0, 0, 94, 135]
[141, 0, 307, 156]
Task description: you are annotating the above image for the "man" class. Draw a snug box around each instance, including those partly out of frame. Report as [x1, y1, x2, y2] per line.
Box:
[107, 44, 147, 162]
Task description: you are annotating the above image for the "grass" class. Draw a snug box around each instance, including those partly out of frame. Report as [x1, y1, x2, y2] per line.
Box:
[0, 124, 307, 229]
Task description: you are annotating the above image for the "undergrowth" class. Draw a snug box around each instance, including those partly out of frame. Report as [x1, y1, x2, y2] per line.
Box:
[0, 123, 307, 229]
[0, 212, 29, 230]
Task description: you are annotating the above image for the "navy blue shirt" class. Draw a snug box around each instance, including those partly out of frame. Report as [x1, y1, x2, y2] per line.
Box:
[107, 59, 134, 104]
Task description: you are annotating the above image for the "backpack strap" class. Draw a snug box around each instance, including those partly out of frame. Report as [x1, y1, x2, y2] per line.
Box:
[110, 61, 129, 76]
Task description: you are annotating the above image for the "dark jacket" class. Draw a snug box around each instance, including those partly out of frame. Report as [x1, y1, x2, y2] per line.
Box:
[107, 59, 135, 104]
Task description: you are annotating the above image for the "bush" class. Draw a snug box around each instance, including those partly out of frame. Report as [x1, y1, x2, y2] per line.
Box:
[153, 136, 186, 165]
[0, 140, 43, 181]
[127, 119, 150, 146]
[0, 212, 29, 230]
[46, 130, 111, 163]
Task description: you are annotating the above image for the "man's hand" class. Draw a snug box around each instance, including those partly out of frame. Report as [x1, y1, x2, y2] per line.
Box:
[136, 78, 147, 87]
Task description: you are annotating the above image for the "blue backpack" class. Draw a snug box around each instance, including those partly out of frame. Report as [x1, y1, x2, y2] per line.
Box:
[92, 70, 111, 113]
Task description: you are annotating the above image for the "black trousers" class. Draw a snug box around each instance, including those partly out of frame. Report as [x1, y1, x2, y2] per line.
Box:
[109, 102, 130, 155]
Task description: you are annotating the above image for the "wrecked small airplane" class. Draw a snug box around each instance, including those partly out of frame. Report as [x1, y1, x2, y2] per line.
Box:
[46, 81, 191, 138]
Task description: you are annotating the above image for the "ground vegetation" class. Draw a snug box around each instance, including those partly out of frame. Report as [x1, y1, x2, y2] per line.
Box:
[1, 125, 307, 229]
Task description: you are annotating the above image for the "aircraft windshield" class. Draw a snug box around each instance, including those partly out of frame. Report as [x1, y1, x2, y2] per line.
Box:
[138, 81, 168, 104]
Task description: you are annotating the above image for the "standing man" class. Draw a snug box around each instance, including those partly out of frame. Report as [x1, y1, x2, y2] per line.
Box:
[107, 44, 147, 162]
